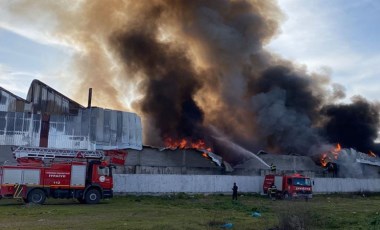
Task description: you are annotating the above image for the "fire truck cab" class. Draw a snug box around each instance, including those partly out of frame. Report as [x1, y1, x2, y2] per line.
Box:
[263, 173, 313, 199]
[0, 147, 124, 205]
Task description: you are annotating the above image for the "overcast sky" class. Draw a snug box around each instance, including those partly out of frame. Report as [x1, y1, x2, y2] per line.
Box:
[0, 0, 379, 103]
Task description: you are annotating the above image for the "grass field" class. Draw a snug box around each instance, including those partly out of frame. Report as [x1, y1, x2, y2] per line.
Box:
[1, 194, 380, 229]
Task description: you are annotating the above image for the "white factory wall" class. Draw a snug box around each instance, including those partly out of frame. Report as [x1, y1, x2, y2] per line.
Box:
[114, 174, 380, 194]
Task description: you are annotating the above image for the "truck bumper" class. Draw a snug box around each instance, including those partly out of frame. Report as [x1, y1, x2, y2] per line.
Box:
[293, 193, 312, 199]
[103, 189, 113, 199]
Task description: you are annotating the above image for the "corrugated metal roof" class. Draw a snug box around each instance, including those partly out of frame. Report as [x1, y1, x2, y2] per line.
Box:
[0, 88, 31, 112]
[26, 79, 84, 115]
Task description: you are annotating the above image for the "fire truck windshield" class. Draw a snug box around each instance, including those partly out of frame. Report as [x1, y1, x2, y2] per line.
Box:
[293, 178, 311, 186]
[98, 166, 110, 176]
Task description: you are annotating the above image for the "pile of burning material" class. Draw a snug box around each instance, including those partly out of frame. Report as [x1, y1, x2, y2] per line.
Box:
[232, 150, 321, 176]
[124, 143, 232, 175]
[163, 138, 233, 172]
[320, 144, 380, 178]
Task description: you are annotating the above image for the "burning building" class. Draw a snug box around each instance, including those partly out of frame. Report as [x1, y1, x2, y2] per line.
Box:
[1, 80, 380, 178]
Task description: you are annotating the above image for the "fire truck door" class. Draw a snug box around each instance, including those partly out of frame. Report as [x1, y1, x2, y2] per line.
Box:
[70, 165, 86, 187]
[23, 170, 40, 185]
[3, 169, 22, 184]
[3, 169, 40, 185]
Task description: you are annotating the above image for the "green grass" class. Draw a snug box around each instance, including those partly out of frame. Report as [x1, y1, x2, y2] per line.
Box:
[0, 194, 380, 229]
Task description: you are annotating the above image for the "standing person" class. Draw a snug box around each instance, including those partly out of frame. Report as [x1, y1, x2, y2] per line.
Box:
[269, 183, 277, 200]
[232, 182, 238, 200]
[270, 163, 276, 173]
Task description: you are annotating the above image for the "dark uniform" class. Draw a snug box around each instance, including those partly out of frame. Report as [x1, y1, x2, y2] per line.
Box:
[270, 163, 276, 173]
[232, 183, 238, 200]
[269, 183, 277, 200]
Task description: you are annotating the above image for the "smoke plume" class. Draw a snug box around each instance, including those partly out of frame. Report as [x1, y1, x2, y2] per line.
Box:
[2, 0, 380, 164]
[322, 97, 380, 153]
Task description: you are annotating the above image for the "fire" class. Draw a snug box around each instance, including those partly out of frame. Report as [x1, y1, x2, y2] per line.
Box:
[164, 137, 212, 153]
[320, 153, 328, 167]
[368, 151, 377, 158]
[320, 143, 341, 167]
[332, 143, 341, 160]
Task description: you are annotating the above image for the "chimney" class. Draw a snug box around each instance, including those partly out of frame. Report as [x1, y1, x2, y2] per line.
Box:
[87, 88, 92, 108]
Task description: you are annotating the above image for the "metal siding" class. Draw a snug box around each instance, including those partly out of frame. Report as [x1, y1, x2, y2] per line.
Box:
[0, 112, 40, 146]
[3, 169, 22, 184]
[48, 114, 89, 149]
[41, 87, 47, 112]
[0, 91, 15, 112]
[110, 110, 117, 145]
[117, 112, 122, 143]
[95, 108, 104, 141]
[0, 104, 142, 150]
[33, 84, 40, 105]
[70, 165, 86, 186]
[103, 109, 110, 144]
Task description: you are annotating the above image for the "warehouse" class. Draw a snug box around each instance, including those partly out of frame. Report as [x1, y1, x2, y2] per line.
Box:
[0, 80, 142, 162]
[1, 80, 380, 179]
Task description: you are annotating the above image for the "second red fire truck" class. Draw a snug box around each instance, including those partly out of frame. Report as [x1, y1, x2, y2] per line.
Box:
[263, 173, 313, 199]
[0, 146, 126, 205]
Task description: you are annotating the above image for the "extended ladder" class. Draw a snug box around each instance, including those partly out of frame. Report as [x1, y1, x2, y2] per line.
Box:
[13, 146, 104, 160]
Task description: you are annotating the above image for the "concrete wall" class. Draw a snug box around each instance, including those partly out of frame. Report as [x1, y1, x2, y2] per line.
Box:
[114, 174, 263, 193]
[313, 178, 380, 193]
[114, 174, 380, 194]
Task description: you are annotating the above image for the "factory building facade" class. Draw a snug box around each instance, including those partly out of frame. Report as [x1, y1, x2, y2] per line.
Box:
[0, 80, 142, 162]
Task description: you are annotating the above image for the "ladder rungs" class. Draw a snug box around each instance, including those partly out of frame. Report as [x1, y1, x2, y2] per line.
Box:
[13, 146, 104, 160]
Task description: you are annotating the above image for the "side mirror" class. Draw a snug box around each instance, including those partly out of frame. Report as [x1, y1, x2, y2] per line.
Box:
[109, 164, 116, 169]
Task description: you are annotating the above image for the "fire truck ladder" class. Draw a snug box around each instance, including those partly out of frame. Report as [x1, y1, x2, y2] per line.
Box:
[13, 146, 105, 160]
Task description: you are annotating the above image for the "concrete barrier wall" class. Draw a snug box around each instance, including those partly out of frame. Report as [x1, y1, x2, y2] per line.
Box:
[114, 174, 264, 193]
[313, 178, 380, 193]
[114, 174, 380, 194]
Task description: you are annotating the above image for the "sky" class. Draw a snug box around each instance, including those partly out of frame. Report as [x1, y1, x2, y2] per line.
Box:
[0, 0, 379, 104]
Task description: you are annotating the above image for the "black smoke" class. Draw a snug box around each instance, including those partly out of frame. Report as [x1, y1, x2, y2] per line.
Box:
[322, 98, 380, 153]
[112, 27, 205, 142]
[108, 0, 380, 162]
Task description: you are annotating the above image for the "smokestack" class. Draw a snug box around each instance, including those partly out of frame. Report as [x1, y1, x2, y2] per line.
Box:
[87, 88, 92, 108]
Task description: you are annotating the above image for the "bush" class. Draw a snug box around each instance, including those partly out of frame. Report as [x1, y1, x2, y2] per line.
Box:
[276, 203, 314, 230]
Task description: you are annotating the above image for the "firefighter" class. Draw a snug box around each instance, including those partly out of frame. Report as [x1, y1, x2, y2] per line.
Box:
[268, 183, 277, 200]
[232, 182, 238, 200]
[270, 163, 276, 173]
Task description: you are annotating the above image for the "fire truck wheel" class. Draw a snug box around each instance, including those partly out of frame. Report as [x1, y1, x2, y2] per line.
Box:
[27, 189, 46, 204]
[85, 189, 100, 204]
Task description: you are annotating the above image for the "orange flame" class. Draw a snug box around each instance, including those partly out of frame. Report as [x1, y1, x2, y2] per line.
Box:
[320, 143, 341, 167]
[321, 153, 328, 167]
[164, 138, 212, 158]
[369, 151, 377, 158]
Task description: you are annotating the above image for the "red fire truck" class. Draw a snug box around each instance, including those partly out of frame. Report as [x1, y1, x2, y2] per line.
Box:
[263, 173, 313, 199]
[0, 146, 126, 205]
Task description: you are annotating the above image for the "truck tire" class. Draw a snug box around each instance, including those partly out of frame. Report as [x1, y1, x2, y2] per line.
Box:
[85, 189, 100, 204]
[27, 189, 46, 204]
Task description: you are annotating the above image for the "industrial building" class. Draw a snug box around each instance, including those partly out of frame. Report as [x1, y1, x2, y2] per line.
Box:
[1, 80, 379, 179]
[0, 80, 142, 162]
